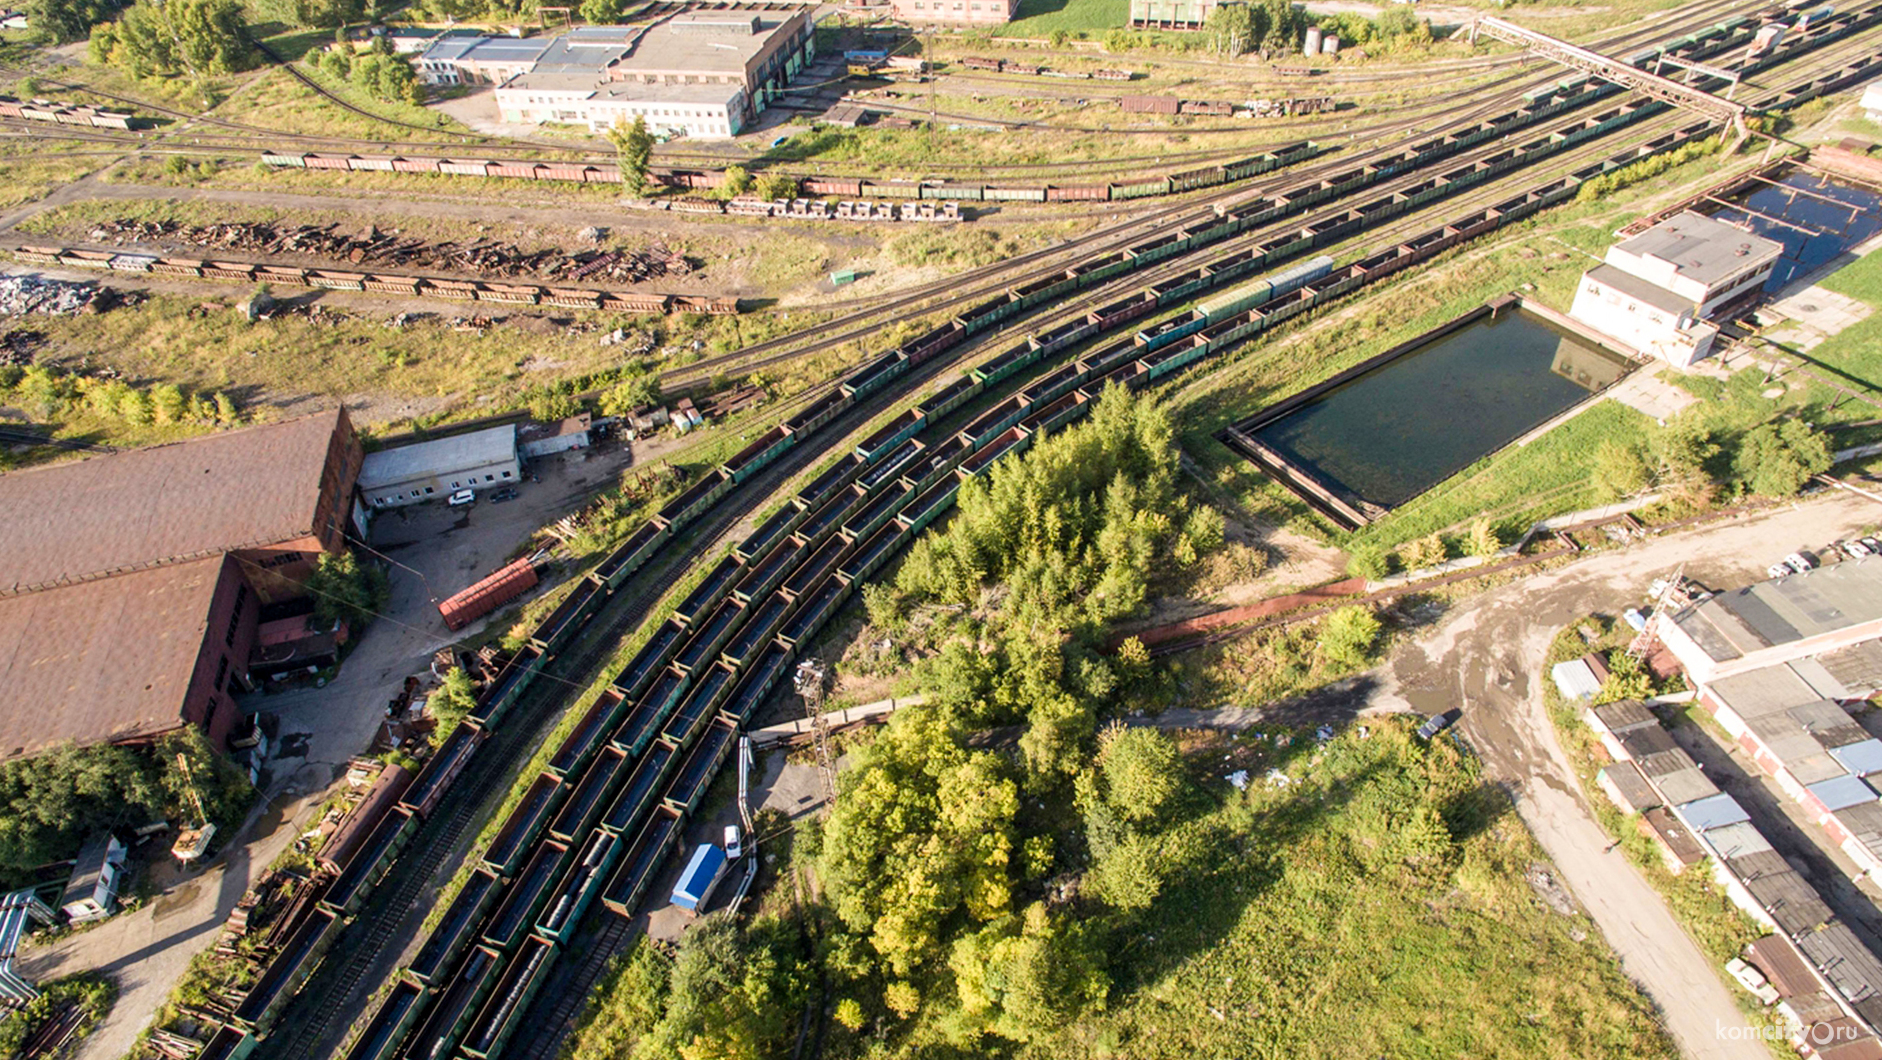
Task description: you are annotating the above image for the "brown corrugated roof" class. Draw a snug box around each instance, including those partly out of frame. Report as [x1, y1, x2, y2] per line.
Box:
[0, 557, 226, 761]
[1644, 807, 1706, 865]
[0, 411, 346, 595]
[1748, 935, 1823, 998]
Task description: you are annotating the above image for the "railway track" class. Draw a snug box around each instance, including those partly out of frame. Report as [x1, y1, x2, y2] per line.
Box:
[11, 0, 1751, 181]
[183, 7, 1882, 1056]
[264, 318, 1009, 1060]
[450, 19, 1882, 1060]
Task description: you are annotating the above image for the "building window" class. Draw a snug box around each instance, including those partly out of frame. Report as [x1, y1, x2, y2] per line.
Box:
[225, 586, 248, 648]
[425, 486, 435, 494]
[501, 470, 513, 478]
[451, 480, 460, 489]
[410, 489, 422, 498]
[216, 656, 230, 691]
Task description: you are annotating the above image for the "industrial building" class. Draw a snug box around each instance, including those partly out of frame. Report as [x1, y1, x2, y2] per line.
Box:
[1128, 0, 1218, 29]
[891, 0, 1019, 25]
[1568, 210, 1782, 366]
[488, 11, 814, 138]
[1660, 560, 1882, 684]
[356, 425, 521, 509]
[416, 34, 552, 86]
[1865, 82, 1882, 121]
[518, 414, 593, 459]
[0, 410, 364, 759]
[1650, 560, 1882, 881]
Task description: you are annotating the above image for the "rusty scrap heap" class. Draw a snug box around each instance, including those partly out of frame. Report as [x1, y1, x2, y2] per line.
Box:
[87, 220, 695, 283]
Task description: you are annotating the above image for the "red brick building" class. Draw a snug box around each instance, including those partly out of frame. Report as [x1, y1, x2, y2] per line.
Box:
[0, 410, 363, 760]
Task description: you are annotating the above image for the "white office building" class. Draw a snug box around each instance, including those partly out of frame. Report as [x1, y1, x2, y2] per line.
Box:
[357, 426, 520, 509]
[1569, 210, 1782, 367]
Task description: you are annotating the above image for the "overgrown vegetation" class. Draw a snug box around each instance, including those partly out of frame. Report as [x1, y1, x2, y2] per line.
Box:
[428, 668, 477, 746]
[304, 550, 391, 628]
[0, 362, 241, 467]
[0, 973, 115, 1058]
[1576, 137, 1722, 203]
[0, 728, 252, 885]
[581, 716, 1675, 1058]
[310, 40, 424, 106]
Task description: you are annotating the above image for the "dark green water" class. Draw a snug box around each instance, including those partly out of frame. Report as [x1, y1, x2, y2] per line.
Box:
[1251, 310, 1630, 510]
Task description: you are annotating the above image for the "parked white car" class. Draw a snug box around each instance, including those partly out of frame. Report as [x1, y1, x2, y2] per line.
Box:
[1846, 539, 1873, 559]
[1785, 552, 1817, 574]
[724, 824, 743, 860]
[447, 489, 475, 507]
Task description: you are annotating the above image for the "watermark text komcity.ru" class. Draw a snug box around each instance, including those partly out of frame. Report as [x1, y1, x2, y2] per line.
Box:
[1717, 1019, 1864, 1046]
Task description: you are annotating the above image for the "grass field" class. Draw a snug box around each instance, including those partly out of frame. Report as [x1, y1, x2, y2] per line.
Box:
[995, 0, 1130, 39]
[1055, 730, 1678, 1059]
[0, 139, 108, 209]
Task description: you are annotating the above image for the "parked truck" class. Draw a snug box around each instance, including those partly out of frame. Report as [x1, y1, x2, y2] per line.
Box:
[670, 843, 727, 916]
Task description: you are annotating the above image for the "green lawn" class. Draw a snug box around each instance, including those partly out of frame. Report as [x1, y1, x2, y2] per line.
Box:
[995, 0, 1129, 39]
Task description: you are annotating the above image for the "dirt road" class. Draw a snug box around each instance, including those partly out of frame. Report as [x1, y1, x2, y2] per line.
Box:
[1159, 492, 1882, 1058]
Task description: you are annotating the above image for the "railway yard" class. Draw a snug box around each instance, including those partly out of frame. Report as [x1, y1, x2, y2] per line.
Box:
[5, 0, 1882, 1058]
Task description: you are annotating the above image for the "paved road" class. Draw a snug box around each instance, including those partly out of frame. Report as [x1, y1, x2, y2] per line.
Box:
[1155, 493, 1882, 1059]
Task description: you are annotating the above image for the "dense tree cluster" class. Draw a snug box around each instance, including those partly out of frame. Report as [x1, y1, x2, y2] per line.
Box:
[19, 0, 126, 44]
[1593, 414, 1832, 503]
[304, 551, 390, 627]
[878, 385, 1214, 781]
[314, 44, 424, 106]
[0, 729, 251, 883]
[90, 0, 255, 81]
[1201, 0, 1304, 56]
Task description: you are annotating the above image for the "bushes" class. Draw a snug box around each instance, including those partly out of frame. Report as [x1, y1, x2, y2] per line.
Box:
[311, 46, 424, 105]
[1576, 137, 1721, 203]
[0, 364, 241, 435]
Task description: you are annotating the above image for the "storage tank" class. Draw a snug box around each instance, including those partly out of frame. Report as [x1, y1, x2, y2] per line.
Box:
[1303, 26, 1323, 56]
[1322, 34, 1340, 55]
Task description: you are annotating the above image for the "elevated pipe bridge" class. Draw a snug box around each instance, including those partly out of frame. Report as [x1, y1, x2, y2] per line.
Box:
[1470, 16, 1750, 138]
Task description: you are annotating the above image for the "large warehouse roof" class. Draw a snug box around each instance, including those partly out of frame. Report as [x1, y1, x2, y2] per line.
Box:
[612, 10, 800, 76]
[1668, 561, 1882, 665]
[1614, 210, 1783, 287]
[0, 557, 225, 760]
[0, 411, 350, 596]
[357, 425, 517, 490]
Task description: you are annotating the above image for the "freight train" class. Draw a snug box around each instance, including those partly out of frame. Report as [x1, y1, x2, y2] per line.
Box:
[5, 245, 738, 315]
[256, 142, 1324, 205]
[0, 97, 138, 129]
[211, 10, 1882, 1054]
[957, 56, 1134, 79]
[1119, 95, 1334, 117]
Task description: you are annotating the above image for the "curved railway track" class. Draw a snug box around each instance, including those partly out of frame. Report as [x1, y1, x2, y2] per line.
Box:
[243, 12, 1882, 1059]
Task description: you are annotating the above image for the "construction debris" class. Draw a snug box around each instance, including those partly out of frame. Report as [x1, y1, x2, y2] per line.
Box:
[0, 275, 112, 316]
[86, 220, 694, 283]
[0, 328, 42, 365]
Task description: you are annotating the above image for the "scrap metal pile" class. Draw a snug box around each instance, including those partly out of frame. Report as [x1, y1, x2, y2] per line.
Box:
[0, 275, 112, 316]
[86, 220, 695, 283]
